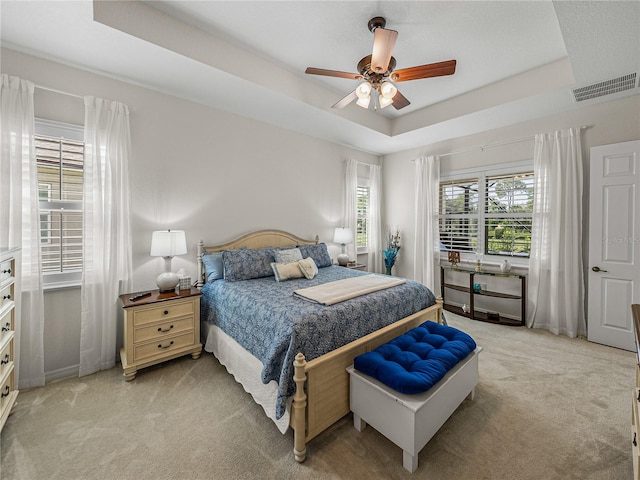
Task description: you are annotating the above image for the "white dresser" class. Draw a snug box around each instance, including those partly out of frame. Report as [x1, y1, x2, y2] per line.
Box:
[0, 247, 19, 433]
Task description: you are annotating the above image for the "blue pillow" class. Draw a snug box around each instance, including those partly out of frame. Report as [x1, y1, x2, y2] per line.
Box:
[222, 247, 276, 282]
[297, 243, 332, 268]
[201, 252, 224, 283]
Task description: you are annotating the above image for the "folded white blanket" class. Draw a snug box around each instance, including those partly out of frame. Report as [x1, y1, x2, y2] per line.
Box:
[293, 274, 406, 306]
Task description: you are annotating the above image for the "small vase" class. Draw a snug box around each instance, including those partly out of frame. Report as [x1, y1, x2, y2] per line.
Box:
[385, 265, 393, 275]
[500, 260, 511, 273]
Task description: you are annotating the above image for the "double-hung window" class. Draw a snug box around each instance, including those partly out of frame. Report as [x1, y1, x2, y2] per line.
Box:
[35, 119, 84, 286]
[439, 162, 534, 258]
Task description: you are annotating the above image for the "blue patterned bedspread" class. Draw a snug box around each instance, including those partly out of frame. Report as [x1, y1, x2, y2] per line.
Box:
[201, 266, 436, 419]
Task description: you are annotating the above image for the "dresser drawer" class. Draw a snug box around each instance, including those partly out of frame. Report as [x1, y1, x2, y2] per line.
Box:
[0, 340, 12, 379]
[0, 311, 13, 345]
[134, 316, 194, 344]
[634, 388, 640, 480]
[133, 331, 196, 362]
[0, 259, 13, 284]
[0, 369, 14, 412]
[132, 300, 195, 327]
[0, 284, 12, 309]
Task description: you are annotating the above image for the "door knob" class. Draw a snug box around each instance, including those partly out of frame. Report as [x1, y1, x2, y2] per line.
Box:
[591, 266, 608, 273]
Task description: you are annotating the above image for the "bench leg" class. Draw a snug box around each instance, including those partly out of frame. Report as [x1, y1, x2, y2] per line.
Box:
[468, 387, 476, 401]
[353, 413, 367, 432]
[403, 450, 418, 473]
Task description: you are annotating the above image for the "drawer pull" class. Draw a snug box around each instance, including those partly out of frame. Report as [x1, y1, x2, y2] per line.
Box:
[1, 354, 8, 365]
[157, 341, 174, 350]
[2, 294, 10, 300]
[1, 386, 9, 398]
[634, 432, 638, 447]
[637, 390, 640, 403]
[163, 310, 169, 315]
[1, 269, 11, 275]
[1, 323, 10, 332]
[157, 325, 174, 333]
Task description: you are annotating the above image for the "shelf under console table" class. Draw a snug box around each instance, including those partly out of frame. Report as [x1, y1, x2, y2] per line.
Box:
[440, 265, 526, 327]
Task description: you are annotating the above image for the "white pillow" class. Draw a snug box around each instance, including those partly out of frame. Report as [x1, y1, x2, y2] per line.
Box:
[297, 257, 318, 280]
[271, 261, 304, 282]
[274, 248, 303, 264]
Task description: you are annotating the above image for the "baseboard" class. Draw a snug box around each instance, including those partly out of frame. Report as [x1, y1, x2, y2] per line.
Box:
[45, 364, 79, 383]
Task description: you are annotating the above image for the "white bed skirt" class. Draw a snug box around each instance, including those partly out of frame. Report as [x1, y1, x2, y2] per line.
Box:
[202, 321, 291, 434]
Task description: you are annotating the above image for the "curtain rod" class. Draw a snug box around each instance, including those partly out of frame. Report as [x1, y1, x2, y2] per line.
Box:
[422, 125, 593, 160]
[34, 84, 83, 100]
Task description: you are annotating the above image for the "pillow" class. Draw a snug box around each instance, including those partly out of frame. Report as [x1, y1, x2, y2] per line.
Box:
[201, 252, 223, 282]
[222, 247, 275, 282]
[297, 257, 318, 280]
[271, 262, 304, 282]
[274, 248, 303, 264]
[297, 243, 332, 268]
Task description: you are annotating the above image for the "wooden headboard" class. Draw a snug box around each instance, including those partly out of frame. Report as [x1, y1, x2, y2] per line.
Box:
[197, 229, 319, 287]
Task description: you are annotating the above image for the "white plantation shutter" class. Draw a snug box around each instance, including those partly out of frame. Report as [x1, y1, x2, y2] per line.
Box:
[439, 178, 479, 252]
[356, 185, 370, 248]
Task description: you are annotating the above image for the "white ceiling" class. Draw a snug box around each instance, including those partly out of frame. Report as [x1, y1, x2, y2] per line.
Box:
[1, 1, 639, 155]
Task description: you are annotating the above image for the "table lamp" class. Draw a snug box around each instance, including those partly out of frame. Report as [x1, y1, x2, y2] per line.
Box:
[150, 230, 187, 292]
[333, 227, 353, 266]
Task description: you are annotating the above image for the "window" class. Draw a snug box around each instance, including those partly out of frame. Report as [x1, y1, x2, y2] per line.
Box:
[356, 184, 370, 250]
[439, 165, 534, 257]
[35, 120, 84, 285]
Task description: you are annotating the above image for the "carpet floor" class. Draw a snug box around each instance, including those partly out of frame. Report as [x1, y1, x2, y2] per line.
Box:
[0, 313, 635, 479]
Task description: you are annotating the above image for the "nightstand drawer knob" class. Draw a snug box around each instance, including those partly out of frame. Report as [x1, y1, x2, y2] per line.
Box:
[163, 310, 169, 315]
[157, 340, 174, 350]
[157, 325, 174, 333]
[1, 386, 9, 398]
[1, 354, 8, 365]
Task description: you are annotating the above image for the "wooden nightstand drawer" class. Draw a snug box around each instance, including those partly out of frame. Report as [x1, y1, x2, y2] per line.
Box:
[134, 316, 194, 344]
[132, 300, 194, 326]
[133, 331, 196, 362]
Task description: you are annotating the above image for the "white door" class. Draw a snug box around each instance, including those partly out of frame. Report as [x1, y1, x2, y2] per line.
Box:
[587, 140, 640, 351]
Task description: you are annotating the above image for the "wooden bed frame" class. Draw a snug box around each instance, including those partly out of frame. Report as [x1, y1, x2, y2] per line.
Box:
[197, 230, 443, 462]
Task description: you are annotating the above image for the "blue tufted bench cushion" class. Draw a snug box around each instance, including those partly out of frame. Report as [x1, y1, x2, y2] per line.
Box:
[353, 321, 477, 394]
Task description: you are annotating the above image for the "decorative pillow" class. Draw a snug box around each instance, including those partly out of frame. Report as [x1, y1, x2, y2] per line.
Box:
[201, 252, 224, 282]
[297, 243, 332, 268]
[271, 262, 304, 282]
[297, 257, 318, 280]
[274, 248, 303, 264]
[222, 247, 276, 282]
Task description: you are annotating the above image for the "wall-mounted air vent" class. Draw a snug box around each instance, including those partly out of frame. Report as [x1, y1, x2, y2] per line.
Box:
[572, 73, 637, 102]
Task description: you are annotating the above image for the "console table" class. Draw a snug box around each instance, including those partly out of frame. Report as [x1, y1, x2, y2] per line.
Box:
[440, 265, 526, 326]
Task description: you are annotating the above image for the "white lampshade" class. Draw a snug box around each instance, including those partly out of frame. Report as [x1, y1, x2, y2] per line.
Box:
[150, 230, 187, 292]
[333, 227, 353, 266]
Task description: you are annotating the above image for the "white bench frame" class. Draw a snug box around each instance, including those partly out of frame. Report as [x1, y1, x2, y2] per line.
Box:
[347, 347, 482, 473]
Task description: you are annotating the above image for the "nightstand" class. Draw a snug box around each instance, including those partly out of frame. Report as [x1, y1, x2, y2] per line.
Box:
[345, 263, 367, 271]
[119, 287, 202, 381]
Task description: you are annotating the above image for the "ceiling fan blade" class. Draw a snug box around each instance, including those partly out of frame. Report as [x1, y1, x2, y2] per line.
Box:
[392, 60, 457, 82]
[331, 90, 358, 109]
[371, 28, 398, 73]
[391, 90, 410, 110]
[305, 67, 361, 80]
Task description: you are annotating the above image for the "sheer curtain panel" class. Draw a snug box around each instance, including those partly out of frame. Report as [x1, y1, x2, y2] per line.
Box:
[413, 156, 440, 290]
[368, 164, 383, 274]
[528, 127, 585, 337]
[0, 74, 45, 388]
[344, 159, 358, 261]
[80, 97, 133, 376]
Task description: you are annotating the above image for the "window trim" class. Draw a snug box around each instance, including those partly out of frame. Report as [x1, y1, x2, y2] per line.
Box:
[439, 160, 533, 267]
[35, 119, 84, 289]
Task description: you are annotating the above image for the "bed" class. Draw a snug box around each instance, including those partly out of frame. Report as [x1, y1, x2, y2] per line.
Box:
[196, 229, 443, 462]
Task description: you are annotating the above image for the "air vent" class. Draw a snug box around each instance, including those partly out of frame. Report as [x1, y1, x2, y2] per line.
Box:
[572, 73, 637, 102]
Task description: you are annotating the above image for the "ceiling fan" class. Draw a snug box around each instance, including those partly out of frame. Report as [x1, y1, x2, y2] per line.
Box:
[305, 16, 457, 111]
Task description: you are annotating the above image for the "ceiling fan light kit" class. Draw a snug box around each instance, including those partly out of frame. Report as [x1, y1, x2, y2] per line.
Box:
[305, 16, 457, 112]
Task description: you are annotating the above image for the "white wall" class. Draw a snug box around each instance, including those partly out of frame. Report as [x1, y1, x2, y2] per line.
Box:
[2, 48, 379, 380]
[382, 94, 640, 316]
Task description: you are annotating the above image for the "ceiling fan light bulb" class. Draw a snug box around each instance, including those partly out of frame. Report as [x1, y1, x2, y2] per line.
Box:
[356, 81, 372, 99]
[356, 95, 371, 108]
[379, 82, 397, 99]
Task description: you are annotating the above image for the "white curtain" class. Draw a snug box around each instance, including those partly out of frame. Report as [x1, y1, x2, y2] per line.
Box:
[80, 96, 133, 377]
[344, 159, 358, 261]
[0, 74, 45, 388]
[413, 155, 440, 290]
[368, 164, 383, 274]
[528, 127, 585, 338]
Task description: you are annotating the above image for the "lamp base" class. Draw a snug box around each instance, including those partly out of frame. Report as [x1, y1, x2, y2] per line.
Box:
[337, 253, 350, 266]
[156, 271, 179, 292]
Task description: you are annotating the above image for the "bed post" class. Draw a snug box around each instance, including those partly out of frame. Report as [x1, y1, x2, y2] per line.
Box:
[197, 240, 204, 289]
[292, 352, 307, 462]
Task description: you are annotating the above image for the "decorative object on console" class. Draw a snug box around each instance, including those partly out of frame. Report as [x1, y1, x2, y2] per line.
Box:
[475, 252, 483, 272]
[500, 259, 512, 273]
[333, 227, 354, 266]
[383, 226, 400, 275]
[150, 230, 188, 292]
[448, 250, 460, 269]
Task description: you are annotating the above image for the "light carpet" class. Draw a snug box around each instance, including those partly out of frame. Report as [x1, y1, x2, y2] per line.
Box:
[0, 313, 635, 480]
